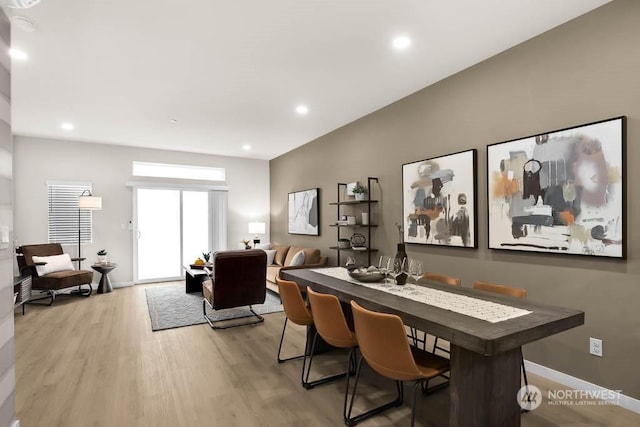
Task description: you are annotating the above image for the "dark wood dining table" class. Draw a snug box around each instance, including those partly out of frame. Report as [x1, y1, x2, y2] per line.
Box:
[282, 268, 584, 427]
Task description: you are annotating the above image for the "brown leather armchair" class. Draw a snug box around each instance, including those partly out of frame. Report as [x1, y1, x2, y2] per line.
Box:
[17, 243, 94, 305]
[202, 249, 267, 329]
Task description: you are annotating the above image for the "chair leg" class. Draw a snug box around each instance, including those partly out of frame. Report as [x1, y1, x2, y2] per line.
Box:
[345, 356, 404, 426]
[26, 290, 56, 306]
[303, 334, 355, 390]
[70, 283, 93, 297]
[277, 318, 307, 364]
[411, 381, 422, 427]
[343, 347, 357, 423]
[521, 353, 529, 387]
[202, 299, 264, 330]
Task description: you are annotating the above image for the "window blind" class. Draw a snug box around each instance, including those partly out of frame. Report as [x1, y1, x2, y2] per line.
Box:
[48, 183, 93, 245]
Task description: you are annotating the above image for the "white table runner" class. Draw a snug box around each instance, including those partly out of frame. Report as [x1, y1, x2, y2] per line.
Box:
[310, 267, 532, 323]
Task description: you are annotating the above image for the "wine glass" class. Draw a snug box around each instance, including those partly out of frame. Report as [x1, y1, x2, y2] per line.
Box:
[390, 257, 407, 284]
[378, 255, 391, 283]
[408, 258, 424, 284]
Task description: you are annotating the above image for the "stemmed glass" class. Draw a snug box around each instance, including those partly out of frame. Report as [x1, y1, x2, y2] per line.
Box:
[389, 257, 407, 284]
[408, 258, 424, 284]
[378, 255, 391, 284]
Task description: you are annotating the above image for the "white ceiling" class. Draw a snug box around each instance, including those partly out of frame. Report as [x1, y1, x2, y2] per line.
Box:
[8, 0, 610, 160]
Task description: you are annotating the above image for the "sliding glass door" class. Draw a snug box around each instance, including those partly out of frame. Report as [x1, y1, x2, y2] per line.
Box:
[133, 187, 226, 283]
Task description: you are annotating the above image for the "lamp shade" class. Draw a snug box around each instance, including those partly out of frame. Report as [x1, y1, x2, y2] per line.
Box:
[79, 195, 102, 210]
[248, 221, 265, 235]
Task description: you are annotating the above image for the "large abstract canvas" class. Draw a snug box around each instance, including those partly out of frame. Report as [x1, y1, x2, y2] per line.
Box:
[402, 149, 477, 247]
[487, 116, 625, 258]
[288, 188, 320, 235]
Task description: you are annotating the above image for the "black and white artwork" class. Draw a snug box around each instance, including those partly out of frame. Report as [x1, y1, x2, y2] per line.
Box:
[288, 188, 319, 235]
[487, 116, 625, 258]
[402, 149, 477, 247]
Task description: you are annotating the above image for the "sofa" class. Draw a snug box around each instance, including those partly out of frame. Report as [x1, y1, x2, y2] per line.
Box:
[263, 244, 328, 294]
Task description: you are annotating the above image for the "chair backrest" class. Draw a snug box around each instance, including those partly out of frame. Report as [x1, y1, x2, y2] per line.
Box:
[275, 278, 313, 326]
[209, 249, 267, 310]
[473, 281, 526, 300]
[350, 300, 421, 381]
[307, 288, 356, 348]
[17, 244, 65, 275]
[422, 272, 461, 287]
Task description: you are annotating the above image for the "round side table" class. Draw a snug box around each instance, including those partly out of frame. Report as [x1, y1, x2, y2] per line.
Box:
[92, 263, 117, 294]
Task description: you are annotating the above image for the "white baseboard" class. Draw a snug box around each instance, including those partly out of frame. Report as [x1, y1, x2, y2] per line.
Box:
[525, 360, 640, 414]
[90, 281, 134, 290]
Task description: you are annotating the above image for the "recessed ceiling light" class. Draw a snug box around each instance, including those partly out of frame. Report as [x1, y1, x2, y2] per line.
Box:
[392, 36, 411, 50]
[242, 144, 251, 151]
[295, 105, 309, 115]
[170, 119, 178, 124]
[9, 48, 28, 60]
[61, 123, 74, 130]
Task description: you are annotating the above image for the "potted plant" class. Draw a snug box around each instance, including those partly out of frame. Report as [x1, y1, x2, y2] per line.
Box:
[202, 251, 211, 263]
[242, 239, 252, 250]
[352, 183, 367, 201]
[97, 249, 108, 265]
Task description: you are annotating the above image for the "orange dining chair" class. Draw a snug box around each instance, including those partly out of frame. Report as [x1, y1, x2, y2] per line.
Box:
[473, 280, 529, 388]
[346, 301, 450, 427]
[415, 272, 461, 355]
[276, 278, 315, 387]
[306, 288, 358, 421]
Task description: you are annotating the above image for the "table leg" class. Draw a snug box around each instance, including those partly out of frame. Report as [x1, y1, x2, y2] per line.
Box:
[97, 273, 113, 294]
[449, 344, 522, 427]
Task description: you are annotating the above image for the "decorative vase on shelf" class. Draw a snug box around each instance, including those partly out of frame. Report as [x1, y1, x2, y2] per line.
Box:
[355, 193, 366, 201]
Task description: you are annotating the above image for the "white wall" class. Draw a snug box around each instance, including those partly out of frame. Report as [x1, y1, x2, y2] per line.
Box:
[14, 136, 270, 285]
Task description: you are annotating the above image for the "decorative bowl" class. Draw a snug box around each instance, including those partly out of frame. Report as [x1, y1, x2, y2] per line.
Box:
[348, 270, 385, 283]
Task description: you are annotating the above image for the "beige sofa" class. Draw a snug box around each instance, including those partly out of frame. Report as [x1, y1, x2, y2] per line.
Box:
[265, 244, 328, 294]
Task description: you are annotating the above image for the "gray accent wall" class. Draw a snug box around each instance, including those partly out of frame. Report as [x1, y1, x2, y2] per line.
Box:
[270, 0, 640, 398]
[0, 8, 14, 427]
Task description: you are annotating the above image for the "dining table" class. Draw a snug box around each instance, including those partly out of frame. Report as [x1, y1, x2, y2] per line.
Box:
[281, 267, 585, 427]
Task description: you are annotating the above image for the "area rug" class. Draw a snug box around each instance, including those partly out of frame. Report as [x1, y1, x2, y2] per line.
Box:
[145, 285, 283, 331]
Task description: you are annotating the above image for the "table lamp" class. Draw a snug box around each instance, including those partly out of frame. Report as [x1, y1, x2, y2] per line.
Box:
[248, 221, 266, 248]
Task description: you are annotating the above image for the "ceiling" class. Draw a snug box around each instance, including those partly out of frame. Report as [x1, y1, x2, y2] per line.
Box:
[8, 0, 610, 160]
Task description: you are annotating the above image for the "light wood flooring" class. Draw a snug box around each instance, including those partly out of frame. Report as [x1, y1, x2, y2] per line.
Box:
[14, 283, 640, 427]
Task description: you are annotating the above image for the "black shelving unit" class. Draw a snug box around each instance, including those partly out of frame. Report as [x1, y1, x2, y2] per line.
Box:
[329, 177, 379, 266]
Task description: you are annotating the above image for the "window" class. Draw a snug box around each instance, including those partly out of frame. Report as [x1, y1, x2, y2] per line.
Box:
[48, 182, 93, 245]
[132, 161, 225, 181]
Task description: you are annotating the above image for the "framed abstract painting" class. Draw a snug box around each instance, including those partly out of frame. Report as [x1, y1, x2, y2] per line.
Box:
[487, 116, 626, 258]
[288, 188, 320, 235]
[402, 149, 477, 247]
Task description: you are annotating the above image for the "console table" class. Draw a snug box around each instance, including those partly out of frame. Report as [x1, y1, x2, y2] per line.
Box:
[282, 268, 584, 427]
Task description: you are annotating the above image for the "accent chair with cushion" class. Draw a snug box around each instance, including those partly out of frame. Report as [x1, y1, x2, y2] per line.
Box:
[202, 249, 267, 329]
[16, 243, 94, 305]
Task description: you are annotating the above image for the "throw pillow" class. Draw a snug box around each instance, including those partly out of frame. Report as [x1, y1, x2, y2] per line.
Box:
[32, 253, 75, 276]
[255, 243, 272, 250]
[289, 250, 306, 267]
[263, 249, 277, 266]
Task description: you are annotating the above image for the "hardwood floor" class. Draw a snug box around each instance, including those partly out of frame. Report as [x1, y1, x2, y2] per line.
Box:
[14, 283, 640, 427]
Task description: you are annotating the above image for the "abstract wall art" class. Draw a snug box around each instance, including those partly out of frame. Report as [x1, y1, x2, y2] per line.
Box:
[288, 188, 320, 235]
[487, 116, 625, 258]
[402, 149, 477, 247]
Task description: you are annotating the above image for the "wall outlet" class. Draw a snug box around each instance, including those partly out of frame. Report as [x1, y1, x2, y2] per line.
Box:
[590, 337, 603, 357]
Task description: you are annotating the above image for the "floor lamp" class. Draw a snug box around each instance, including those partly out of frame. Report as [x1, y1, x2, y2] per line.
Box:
[78, 190, 102, 270]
